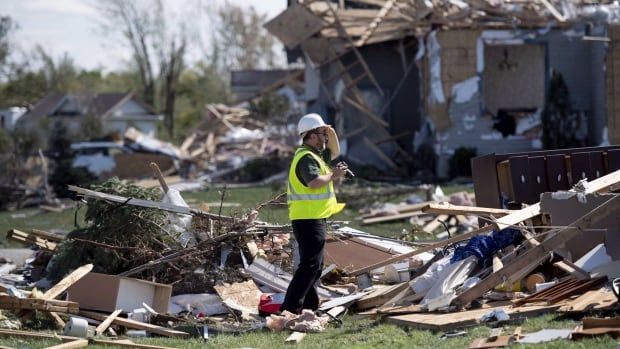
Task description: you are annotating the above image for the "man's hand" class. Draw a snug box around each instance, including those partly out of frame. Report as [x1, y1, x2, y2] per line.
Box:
[331, 163, 348, 180]
[307, 163, 348, 188]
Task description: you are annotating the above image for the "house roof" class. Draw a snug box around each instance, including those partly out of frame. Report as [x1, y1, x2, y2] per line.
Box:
[19, 92, 158, 126]
[91, 93, 131, 116]
[19, 93, 66, 125]
[230, 69, 304, 102]
[266, 1, 619, 54]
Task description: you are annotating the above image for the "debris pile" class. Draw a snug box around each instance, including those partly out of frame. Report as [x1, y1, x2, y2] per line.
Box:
[1, 168, 620, 346]
[180, 104, 295, 184]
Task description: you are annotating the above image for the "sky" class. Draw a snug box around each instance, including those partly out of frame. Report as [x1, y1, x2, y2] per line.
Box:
[0, 0, 287, 72]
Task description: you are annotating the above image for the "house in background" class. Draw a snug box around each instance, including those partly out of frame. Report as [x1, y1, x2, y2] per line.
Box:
[17, 92, 162, 139]
[0, 107, 27, 131]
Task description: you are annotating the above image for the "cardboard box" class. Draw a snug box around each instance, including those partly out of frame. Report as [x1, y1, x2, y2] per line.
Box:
[67, 272, 171, 313]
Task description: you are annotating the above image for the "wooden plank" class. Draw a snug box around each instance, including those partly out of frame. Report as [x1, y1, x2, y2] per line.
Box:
[347, 225, 494, 276]
[264, 3, 325, 49]
[44, 339, 88, 349]
[95, 309, 122, 336]
[80, 310, 189, 338]
[6, 229, 57, 251]
[344, 96, 389, 127]
[363, 137, 398, 170]
[0, 297, 79, 313]
[149, 162, 169, 193]
[44, 264, 93, 300]
[387, 303, 557, 331]
[493, 203, 541, 231]
[362, 210, 426, 224]
[356, 282, 409, 310]
[361, 202, 432, 219]
[558, 289, 618, 313]
[423, 203, 511, 217]
[0, 329, 77, 342]
[285, 331, 307, 343]
[354, 0, 396, 46]
[453, 195, 620, 307]
[422, 214, 449, 234]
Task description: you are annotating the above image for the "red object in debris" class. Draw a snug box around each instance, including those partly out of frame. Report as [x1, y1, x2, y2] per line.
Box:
[258, 293, 285, 315]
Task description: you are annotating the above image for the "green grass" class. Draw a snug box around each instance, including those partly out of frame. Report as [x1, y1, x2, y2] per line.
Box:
[0, 314, 617, 348]
[4, 184, 615, 348]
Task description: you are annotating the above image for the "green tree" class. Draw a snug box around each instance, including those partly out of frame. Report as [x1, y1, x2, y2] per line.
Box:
[542, 70, 585, 149]
[174, 62, 234, 142]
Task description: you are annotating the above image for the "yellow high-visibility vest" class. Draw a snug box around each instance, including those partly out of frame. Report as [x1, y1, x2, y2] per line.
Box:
[287, 147, 345, 220]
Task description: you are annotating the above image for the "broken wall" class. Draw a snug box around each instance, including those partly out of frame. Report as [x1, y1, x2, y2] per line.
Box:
[429, 27, 608, 177]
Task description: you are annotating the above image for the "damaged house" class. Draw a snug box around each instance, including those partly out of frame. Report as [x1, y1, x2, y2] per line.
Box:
[266, 0, 620, 178]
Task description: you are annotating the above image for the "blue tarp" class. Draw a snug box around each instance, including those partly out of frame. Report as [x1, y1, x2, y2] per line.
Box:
[451, 228, 523, 266]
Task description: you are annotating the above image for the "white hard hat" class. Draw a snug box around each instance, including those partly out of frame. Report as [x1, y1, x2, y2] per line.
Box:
[297, 113, 328, 135]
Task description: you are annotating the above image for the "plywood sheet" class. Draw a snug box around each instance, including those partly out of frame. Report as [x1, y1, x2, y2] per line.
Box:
[324, 236, 395, 273]
[264, 4, 325, 49]
[387, 302, 557, 331]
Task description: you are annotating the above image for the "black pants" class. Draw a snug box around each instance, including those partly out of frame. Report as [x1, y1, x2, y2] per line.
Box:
[280, 218, 326, 313]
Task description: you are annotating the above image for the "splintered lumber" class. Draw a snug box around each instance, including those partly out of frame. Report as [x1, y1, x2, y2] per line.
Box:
[285, 331, 307, 343]
[362, 211, 426, 224]
[0, 296, 78, 314]
[348, 224, 494, 276]
[95, 309, 122, 336]
[572, 317, 620, 339]
[6, 229, 57, 251]
[80, 310, 189, 338]
[453, 195, 620, 308]
[356, 282, 409, 310]
[514, 276, 607, 306]
[44, 339, 89, 349]
[0, 329, 79, 342]
[44, 264, 93, 300]
[423, 203, 511, 217]
[386, 302, 558, 331]
[68, 185, 235, 222]
[363, 137, 398, 170]
[354, 0, 396, 46]
[493, 203, 541, 231]
[422, 214, 449, 234]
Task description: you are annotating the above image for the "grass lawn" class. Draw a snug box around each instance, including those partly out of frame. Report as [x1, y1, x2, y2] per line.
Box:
[1, 182, 617, 348]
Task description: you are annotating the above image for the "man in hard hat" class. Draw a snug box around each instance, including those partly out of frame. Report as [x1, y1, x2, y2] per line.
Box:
[280, 113, 347, 314]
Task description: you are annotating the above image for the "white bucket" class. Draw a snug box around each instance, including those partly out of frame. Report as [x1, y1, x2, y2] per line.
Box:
[63, 317, 89, 338]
